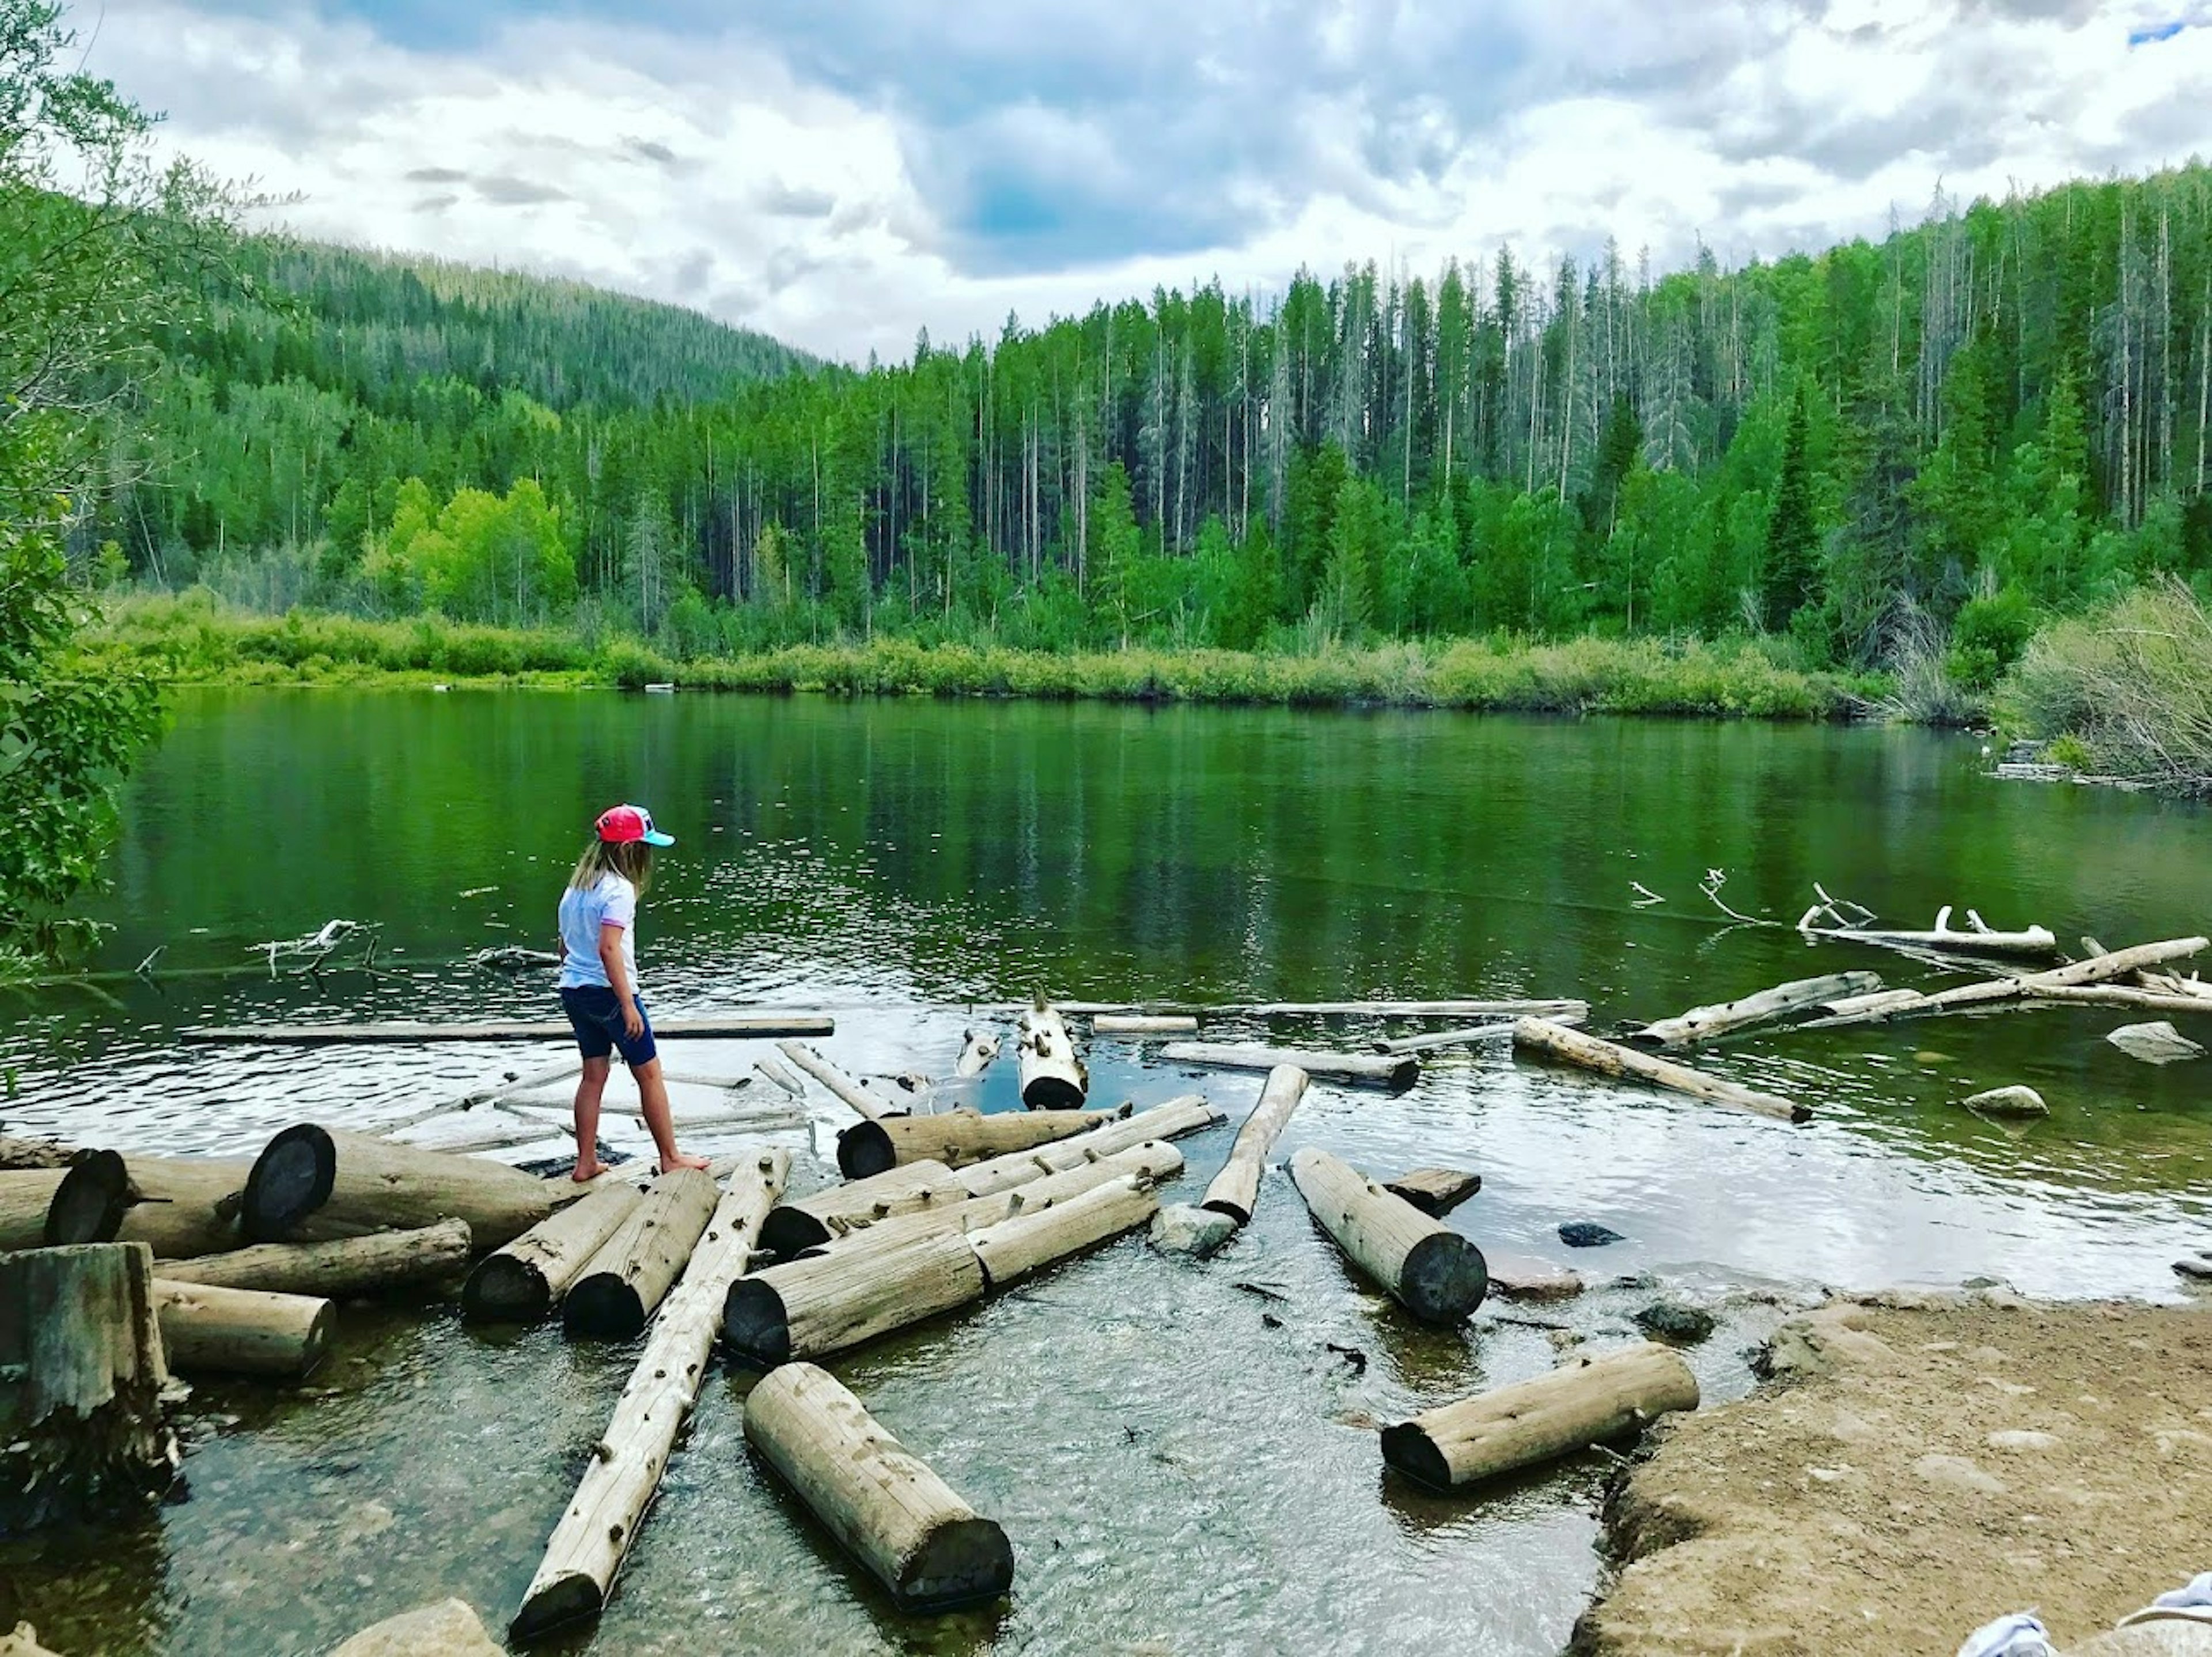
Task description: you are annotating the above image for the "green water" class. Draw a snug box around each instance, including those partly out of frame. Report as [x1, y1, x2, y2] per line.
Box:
[3, 690, 2209, 1656]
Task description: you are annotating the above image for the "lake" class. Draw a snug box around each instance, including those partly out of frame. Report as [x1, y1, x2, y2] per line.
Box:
[5, 689, 2208, 1656]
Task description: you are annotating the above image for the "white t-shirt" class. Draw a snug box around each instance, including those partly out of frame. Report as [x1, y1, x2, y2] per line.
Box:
[558, 872, 639, 991]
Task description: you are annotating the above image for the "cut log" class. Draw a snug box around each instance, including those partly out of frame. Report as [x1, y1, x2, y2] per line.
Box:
[158, 1219, 472, 1298]
[1162, 1041, 1416, 1088]
[510, 1150, 789, 1641]
[562, 1168, 720, 1341]
[1380, 1341, 1700, 1491]
[757, 1160, 970, 1260]
[966, 1172, 1161, 1289]
[150, 1278, 334, 1380]
[815, 1141, 1186, 1257]
[180, 1013, 834, 1045]
[1200, 1064, 1311, 1227]
[240, 1125, 555, 1247]
[723, 1229, 987, 1367]
[463, 1185, 642, 1324]
[1, 1170, 64, 1251]
[1016, 1001, 1088, 1110]
[835, 1103, 1128, 1180]
[1628, 971, 1884, 1048]
[776, 1041, 895, 1122]
[0, 1242, 179, 1531]
[753, 1054, 806, 1098]
[1794, 936, 2212, 1033]
[2035, 985, 2212, 1017]
[1513, 1018, 1810, 1123]
[1381, 1167, 1482, 1217]
[951, 1095, 1221, 1197]
[1289, 1148, 1488, 1323]
[1375, 1021, 1518, 1055]
[743, 1362, 1013, 1613]
[1092, 1014, 1199, 1035]
[44, 1152, 252, 1258]
[953, 1028, 1000, 1077]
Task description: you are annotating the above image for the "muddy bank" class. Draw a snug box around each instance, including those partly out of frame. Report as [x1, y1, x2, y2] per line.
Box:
[1573, 1293, 2212, 1655]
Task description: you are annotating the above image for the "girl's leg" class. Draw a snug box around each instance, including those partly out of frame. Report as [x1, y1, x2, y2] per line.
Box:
[571, 1056, 612, 1181]
[633, 1058, 709, 1173]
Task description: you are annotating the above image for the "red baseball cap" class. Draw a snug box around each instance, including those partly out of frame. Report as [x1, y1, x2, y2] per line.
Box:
[595, 803, 675, 846]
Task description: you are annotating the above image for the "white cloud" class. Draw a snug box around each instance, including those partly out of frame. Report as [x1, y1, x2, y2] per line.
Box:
[86, 0, 2212, 365]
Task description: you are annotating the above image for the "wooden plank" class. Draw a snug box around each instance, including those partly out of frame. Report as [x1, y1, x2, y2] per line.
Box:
[180, 1013, 835, 1046]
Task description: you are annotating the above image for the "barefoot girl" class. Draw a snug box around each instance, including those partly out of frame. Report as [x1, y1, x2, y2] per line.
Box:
[556, 804, 710, 1181]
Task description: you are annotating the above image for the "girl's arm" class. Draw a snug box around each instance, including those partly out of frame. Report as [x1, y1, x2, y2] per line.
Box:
[598, 920, 642, 1036]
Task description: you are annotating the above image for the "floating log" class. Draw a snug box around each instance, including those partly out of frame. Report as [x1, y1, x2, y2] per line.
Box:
[1, 1170, 64, 1251]
[159, 1219, 472, 1299]
[1797, 903, 2058, 961]
[808, 1141, 1187, 1258]
[965, 1172, 1160, 1289]
[151, 1278, 334, 1380]
[1200, 1064, 1311, 1226]
[1163, 1041, 1416, 1088]
[1794, 936, 2212, 1032]
[562, 1168, 720, 1341]
[1289, 1148, 1488, 1323]
[953, 1028, 1001, 1077]
[1380, 1341, 1700, 1491]
[0, 1242, 179, 1531]
[1016, 1001, 1088, 1110]
[241, 1125, 556, 1247]
[1513, 1018, 1810, 1123]
[753, 1054, 806, 1098]
[777, 1041, 895, 1122]
[180, 1013, 835, 1045]
[1374, 1022, 1516, 1055]
[952, 1095, 1220, 1197]
[743, 1362, 1013, 1613]
[463, 1185, 642, 1324]
[835, 1103, 1128, 1180]
[1628, 971, 1884, 1049]
[2033, 984, 2212, 1017]
[723, 1229, 987, 1367]
[1093, 1014, 1199, 1035]
[1381, 1167, 1482, 1217]
[44, 1151, 252, 1257]
[389, 1115, 573, 1156]
[757, 1160, 971, 1259]
[1060, 998, 1588, 1019]
[511, 1149, 789, 1641]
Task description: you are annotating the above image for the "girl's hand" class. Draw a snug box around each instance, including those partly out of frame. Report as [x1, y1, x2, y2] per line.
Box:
[622, 1003, 645, 1040]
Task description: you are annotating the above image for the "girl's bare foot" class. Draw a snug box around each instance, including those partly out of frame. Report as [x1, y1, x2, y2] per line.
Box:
[661, 1151, 710, 1173]
[571, 1159, 605, 1182]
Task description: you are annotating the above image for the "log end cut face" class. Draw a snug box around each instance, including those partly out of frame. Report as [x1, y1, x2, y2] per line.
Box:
[835, 1122, 897, 1182]
[509, 1570, 604, 1643]
[461, 1255, 550, 1324]
[1378, 1421, 1456, 1492]
[43, 1149, 130, 1245]
[757, 1208, 834, 1262]
[1400, 1234, 1488, 1324]
[562, 1276, 648, 1342]
[899, 1515, 1016, 1611]
[241, 1124, 338, 1242]
[1020, 1077, 1087, 1113]
[722, 1278, 792, 1368]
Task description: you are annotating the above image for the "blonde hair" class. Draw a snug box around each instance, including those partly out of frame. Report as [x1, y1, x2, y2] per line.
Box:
[568, 838, 653, 896]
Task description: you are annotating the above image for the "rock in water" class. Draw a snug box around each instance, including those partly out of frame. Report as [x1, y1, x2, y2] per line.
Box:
[1382, 1167, 1482, 1216]
[1149, 1204, 1237, 1259]
[2107, 1022, 2206, 1065]
[1634, 1302, 1717, 1345]
[328, 1599, 502, 1657]
[1961, 1085, 2049, 1118]
[1558, 1221, 1625, 1249]
[2175, 1254, 2212, 1283]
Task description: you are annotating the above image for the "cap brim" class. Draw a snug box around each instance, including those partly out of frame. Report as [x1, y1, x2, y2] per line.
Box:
[642, 830, 675, 846]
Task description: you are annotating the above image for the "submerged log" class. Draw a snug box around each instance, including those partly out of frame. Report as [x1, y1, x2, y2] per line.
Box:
[1, 1170, 64, 1251]
[743, 1362, 1013, 1613]
[1513, 1018, 1810, 1123]
[965, 1173, 1160, 1289]
[511, 1149, 789, 1641]
[1092, 1013, 1199, 1035]
[1628, 971, 1884, 1049]
[1380, 1341, 1700, 1491]
[1797, 903, 2058, 962]
[1061, 998, 1588, 1019]
[1162, 1041, 1416, 1089]
[0, 1242, 179, 1532]
[1289, 1148, 1487, 1323]
[160, 1219, 472, 1299]
[757, 1160, 970, 1260]
[463, 1184, 642, 1324]
[151, 1278, 334, 1380]
[953, 1028, 1001, 1077]
[808, 1141, 1187, 1258]
[1016, 1001, 1088, 1110]
[44, 1152, 252, 1258]
[753, 1054, 806, 1099]
[723, 1229, 987, 1367]
[1795, 936, 2212, 1032]
[835, 1103, 1127, 1180]
[952, 1095, 1220, 1197]
[777, 1041, 895, 1122]
[1382, 1167, 1482, 1217]
[240, 1125, 555, 1247]
[562, 1168, 720, 1341]
[1200, 1064, 1311, 1227]
[181, 1012, 834, 1045]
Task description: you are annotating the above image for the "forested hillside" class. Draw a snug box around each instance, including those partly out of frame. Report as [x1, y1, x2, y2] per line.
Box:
[90, 168, 2212, 683]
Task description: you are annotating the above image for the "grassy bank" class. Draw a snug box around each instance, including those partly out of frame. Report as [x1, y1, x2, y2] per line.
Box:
[87, 593, 1877, 717]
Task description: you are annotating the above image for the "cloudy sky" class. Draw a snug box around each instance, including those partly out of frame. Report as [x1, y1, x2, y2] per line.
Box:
[82, 0, 2212, 362]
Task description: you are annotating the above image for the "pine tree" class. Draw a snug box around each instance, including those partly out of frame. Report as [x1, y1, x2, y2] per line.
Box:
[1762, 384, 1820, 631]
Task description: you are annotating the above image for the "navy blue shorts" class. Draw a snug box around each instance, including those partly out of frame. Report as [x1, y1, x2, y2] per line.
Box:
[559, 986, 658, 1068]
